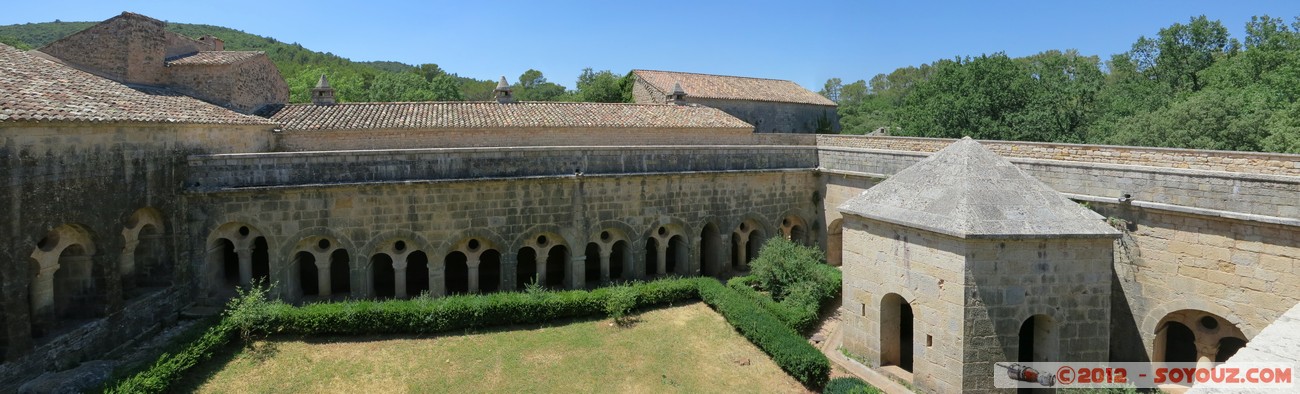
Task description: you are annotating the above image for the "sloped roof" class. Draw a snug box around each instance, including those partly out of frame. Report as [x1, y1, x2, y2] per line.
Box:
[166, 51, 263, 66]
[839, 137, 1120, 239]
[633, 69, 836, 106]
[267, 101, 755, 131]
[0, 44, 275, 125]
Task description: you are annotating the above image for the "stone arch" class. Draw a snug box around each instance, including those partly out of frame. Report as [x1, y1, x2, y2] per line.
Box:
[444, 235, 505, 295]
[1144, 299, 1255, 340]
[728, 215, 771, 271]
[880, 292, 914, 373]
[120, 207, 167, 297]
[283, 229, 356, 302]
[827, 218, 843, 266]
[588, 220, 638, 283]
[643, 221, 688, 277]
[515, 230, 570, 290]
[29, 224, 99, 338]
[368, 237, 431, 299]
[204, 222, 271, 297]
[1018, 314, 1059, 363]
[1153, 310, 1248, 365]
[779, 213, 811, 247]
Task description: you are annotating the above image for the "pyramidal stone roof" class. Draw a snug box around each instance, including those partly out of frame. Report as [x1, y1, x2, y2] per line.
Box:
[839, 137, 1121, 239]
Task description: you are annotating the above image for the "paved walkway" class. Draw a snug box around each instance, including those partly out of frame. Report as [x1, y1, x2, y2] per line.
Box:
[809, 302, 914, 394]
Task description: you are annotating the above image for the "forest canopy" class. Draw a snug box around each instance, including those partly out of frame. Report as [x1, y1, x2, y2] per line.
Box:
[819, 15, 1300, 154]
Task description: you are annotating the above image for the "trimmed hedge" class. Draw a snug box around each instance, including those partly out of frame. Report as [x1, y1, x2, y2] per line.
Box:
[698, 280, 830, 388]
[106, 277, 831, 392]
[823, 377, 882, 394]
[727, 264, 842, 334]
[265, 279, 700, 335]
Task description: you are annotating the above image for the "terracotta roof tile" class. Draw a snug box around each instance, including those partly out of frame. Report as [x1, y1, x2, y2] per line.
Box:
[634, 69, 836, 106]
[267, 101, 754, 131]
[0, 44, 274, 125]
[165, 51, 263, 66]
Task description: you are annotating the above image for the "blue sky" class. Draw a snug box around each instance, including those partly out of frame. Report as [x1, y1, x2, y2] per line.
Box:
[4, 1, 1297, 91]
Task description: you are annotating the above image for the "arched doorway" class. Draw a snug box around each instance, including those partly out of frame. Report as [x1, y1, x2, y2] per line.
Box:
[666, 235, 687, 276]
[610, 240, 628, 281]
[480, 249, 502, 293]
[445, 251, 469, 295]
[371, 254, 396, 299]
[329, 249, 350, 296]
[880, 293, 913, 372]
[407, 251, 430, 298]
[1154, 310, 1248, 365]
[827, 219, 843, 266]
[645, 238, 659, 278]
[1018, 314, 1058, 363]
[584, 243, 601, 288]
[545, 246, 568, 289]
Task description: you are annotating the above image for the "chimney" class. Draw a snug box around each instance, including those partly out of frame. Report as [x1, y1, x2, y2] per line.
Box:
[667, 82, 688, 105]
[493, 76, 515, 103]
[199, 35, 224, 51]
[311, 74, 336, 105]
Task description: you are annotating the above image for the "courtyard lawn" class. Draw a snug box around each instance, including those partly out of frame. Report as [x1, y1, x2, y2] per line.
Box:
[179, 302, 809, 393]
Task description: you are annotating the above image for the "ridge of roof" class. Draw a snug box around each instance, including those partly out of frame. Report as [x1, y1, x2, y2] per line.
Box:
[632, 69, 795, 83]
[632, 69, 837, 106]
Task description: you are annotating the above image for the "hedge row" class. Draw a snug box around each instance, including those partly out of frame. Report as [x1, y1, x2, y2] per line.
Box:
[264, 279, 700, 335]
[106, 277, 830, 392]
[824, 377, 882, 394]
[697, 279, 830, 388]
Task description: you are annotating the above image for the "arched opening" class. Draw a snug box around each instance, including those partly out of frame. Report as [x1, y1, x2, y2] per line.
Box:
[407, 251, 430, 298]
[1018, 315, 1058, 364]
[1154, 310, 1247, 365]
[251, 237, 270, 284]
[372, 254, 396, 299]
[480, 250, 501, 293]
[517, 247, 538, 290]
[445, 251, 469, 295]
[610, 241, 628, 281]
[700, 223, 722, 278]
[790, 225, 806, 245]
[827, 219, 843, 266]
[880, 293, 913, 373]
[666, 235, 687, 276]
[746, 229, 765, 264]
[645, 238, 660, 277]
[217, 239, 239, 288]
[1216, 337, 1247, 362]
[1161, 322, 1198, 363]
[584, 243, 601, 288]
[329, 249, 350, 296]
[730, 235, 742, 270]
[545, 246, 568, 289]
[126, 223, 167, 294]
[295, 251, 319, 297]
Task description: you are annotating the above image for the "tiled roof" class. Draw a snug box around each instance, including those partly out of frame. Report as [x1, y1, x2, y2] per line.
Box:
[0, 44, 275, 125]
[267, 101, 754, 131]
[634, 70, 836, 106]
[166, 51, 263, 66]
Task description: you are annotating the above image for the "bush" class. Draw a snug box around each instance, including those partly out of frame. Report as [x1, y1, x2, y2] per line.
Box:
[750, 238, 828, 301]
[697, 280, 830, 388]
[605, 284, 639, 325]
[728, 265, 842, 334]
[823, 377, 881, 394]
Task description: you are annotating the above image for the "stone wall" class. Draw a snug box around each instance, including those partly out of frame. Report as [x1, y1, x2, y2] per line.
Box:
[183, 170, 819, 301]
[840, 217, 969, 393]
[187, 146, 818, 190]
[818, 135, 1300, 176]
[0, 122, 272, 388]
[166, 56, 289, 114]
[37, 13, 170, 85]
[271, 127, 801, 151]
[688, 97, 838, 134]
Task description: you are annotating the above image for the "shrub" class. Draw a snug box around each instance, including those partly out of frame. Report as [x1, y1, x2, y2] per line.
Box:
[728, 265, 842, 334]
[697, 279, 829, 388]
[605, 284, 639, 325]
[823, 377, 881, 394]
[749, 238, 827, 301]
[103, 319, 234, 393]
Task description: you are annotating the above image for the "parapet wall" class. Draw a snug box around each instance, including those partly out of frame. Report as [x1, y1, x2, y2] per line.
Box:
[189, 145, 819, 190]
[274, 128, 817, 151]
[817, 135, 1300, 176]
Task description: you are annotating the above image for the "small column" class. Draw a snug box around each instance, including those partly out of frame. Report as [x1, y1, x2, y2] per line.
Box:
[656, 243, 668, 275]
[315, 252, 332, 297]
[467, 254, 481, 294]
[599, 249, 612, 283]
[236, 247, 253, 286]
[29, 264, 60, 335]
[393, 254, 408, 299]
[120, 245, 137, 291]
[1196, 338, 1221, 370]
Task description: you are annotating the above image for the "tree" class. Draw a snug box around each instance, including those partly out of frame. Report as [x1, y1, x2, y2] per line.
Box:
[575, 68, 625, 103]
[515, 69, 567, 101]
[819, 78, 842, 102]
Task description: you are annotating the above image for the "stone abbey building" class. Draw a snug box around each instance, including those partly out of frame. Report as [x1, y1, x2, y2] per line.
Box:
[3, 12, 1300, 392]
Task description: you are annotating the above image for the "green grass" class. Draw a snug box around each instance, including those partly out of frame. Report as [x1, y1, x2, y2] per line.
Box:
[178, 302, 809, 393]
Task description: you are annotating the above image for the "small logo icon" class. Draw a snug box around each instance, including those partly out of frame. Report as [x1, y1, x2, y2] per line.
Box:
[998, 363, 1057, 387]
